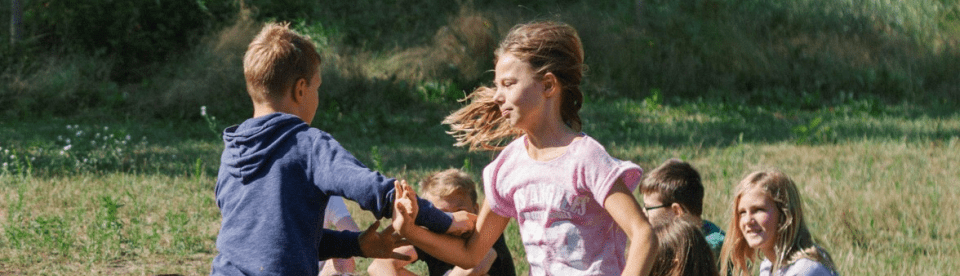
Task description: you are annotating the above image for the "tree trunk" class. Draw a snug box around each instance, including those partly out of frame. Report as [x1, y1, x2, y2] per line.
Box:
[10, 0, 22, 45]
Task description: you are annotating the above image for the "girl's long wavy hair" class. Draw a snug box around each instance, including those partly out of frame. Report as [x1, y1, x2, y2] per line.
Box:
[651, 214, 720, 276]
[719, 170, 838, 276]
[443, 21, 584, 151]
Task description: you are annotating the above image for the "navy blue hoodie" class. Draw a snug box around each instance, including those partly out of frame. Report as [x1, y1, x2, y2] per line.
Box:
[211, 113, 452, 275]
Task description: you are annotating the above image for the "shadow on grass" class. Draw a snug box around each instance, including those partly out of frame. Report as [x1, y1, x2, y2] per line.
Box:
[581, 96, 960, 151]
[2, 93, 956, 179]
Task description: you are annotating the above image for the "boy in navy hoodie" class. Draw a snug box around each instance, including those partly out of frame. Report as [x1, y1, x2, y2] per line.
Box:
[211, 23, 476, 276]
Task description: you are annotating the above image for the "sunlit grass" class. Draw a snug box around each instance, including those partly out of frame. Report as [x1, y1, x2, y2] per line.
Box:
[1, 96, 958, 275]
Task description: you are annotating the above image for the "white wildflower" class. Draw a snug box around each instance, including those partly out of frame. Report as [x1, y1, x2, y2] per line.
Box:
[64, 145, 72, 151]
[201, 106, 208, 116]
[67, 125, 72, 130]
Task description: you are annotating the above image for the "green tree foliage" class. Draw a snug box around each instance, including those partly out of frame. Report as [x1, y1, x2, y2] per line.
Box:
[23, 0, 236, 81]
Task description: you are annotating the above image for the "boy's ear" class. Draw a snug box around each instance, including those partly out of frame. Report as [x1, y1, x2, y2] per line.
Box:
[291, 78, 308, 103]
[670, 203, 685, 216]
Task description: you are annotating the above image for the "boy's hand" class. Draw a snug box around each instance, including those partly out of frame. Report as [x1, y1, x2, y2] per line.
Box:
[446, 211, 477, 237]
[358, 220, 412, 261]
[392, 180, 419, 234]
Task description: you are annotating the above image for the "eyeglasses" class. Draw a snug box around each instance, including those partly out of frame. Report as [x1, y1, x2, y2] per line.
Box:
[643, 204, 669, 212]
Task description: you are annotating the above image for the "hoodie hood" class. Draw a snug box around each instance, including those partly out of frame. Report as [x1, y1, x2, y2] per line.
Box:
[221, 113, 308, 183]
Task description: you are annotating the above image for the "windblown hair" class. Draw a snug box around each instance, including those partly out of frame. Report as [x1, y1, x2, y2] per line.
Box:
[419, 168, 478, 204]
[640, 159, 705, 216]
[443, 21, 585, 151]
[243, 22, 322, 104]
[650, 214, 720, 276]
[719, 170, 838, 276]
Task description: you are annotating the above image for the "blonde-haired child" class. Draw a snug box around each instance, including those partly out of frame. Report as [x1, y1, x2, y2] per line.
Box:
[369, 169, 516, 276]
[719, 170, 838, 276]
[392, 21, 657, 276]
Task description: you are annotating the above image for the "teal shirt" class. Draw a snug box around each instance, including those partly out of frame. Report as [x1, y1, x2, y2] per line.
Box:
[703, 219, 726, 259]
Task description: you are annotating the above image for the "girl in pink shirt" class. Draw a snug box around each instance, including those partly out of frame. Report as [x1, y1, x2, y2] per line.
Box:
[392, 21, 657, 276]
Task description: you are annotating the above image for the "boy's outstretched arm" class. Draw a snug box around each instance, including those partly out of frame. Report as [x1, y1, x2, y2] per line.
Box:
[604, 178, 657, 276]
[393, 182, 509, 269]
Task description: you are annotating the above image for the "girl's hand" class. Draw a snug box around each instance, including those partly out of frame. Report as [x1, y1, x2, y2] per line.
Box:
[392, 180, 418, 234]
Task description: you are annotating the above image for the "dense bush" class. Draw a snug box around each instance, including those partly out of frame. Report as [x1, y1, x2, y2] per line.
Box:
[1, 0, 957, 121]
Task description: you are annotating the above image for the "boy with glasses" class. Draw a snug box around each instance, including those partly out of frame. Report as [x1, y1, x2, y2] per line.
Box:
[640, 159, 725, 259]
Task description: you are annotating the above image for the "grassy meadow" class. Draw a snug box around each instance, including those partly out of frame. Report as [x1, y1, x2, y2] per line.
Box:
[1, 99, 957, 275]
[1, 0, 959, 275]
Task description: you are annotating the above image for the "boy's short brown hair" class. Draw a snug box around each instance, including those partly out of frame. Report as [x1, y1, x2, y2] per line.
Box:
[419, 168, 478, 204]
[640, 159, 704, 216]
[243, 22, 322, 104]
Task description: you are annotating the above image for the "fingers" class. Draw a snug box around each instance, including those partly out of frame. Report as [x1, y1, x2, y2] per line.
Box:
[381, 224, 396, 236]
[389, 251, 413, 261]
[446, 211, 478, 236]
[364, 220, 381, 234]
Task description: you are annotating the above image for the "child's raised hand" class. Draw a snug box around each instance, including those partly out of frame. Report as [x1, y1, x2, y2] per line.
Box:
[357, 220, 412, 261]
[392, 180, 419, 234]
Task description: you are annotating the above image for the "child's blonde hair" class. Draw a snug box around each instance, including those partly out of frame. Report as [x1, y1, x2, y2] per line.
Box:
[444, 21, 585, 151]
[719, 170, 837, 276]
[419, 168, 478, 204]
[651, 214, 720, 276]
[243, 22, 322, 104]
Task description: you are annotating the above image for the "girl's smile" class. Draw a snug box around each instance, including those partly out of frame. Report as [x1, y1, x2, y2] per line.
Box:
[737, 187, 780, 256]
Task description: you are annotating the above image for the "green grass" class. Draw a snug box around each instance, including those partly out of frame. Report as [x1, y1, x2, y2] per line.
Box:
[2, 0, 959, 274]
[1, 97, 958, 275]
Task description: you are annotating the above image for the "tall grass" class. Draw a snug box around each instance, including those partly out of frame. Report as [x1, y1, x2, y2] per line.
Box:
[3, 0, 958, 120]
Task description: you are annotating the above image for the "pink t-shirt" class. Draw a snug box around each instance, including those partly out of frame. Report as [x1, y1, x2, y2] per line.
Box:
[483, 135, 643, 276]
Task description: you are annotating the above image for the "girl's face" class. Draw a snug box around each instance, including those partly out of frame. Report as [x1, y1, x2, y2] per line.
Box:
[493, 53, 548, 130]
[737, 187, 780, 252]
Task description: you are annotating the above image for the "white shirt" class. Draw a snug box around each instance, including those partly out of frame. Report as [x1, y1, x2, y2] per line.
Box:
[759, 258, 836, 276]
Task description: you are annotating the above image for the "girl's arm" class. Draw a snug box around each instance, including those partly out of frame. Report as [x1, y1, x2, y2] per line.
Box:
[394, 183, 510, 269]
[447, 248, 498, 276]
[604, 178, 657, 276]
